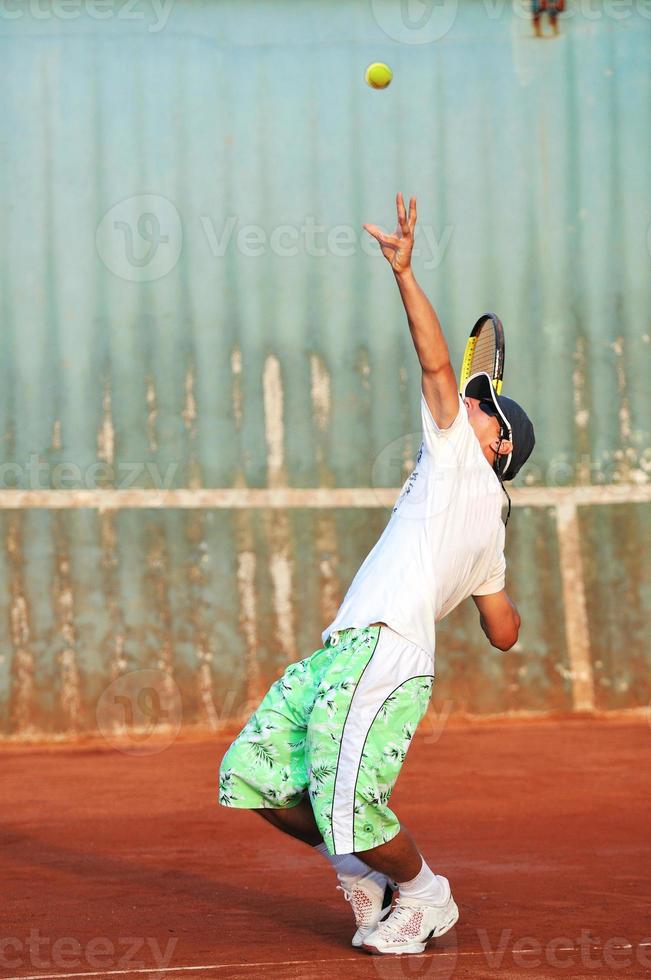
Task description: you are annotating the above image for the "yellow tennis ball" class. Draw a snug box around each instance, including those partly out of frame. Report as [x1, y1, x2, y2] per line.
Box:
[365, 62, 393, 90]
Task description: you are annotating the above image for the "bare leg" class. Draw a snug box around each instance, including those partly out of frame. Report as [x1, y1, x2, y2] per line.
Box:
[251, 800, 422, 883]
[550, 12, 559, 34]
[533, 13, 542, 35]
[356, 827, 422, 882]
[252, 796, 323, 847]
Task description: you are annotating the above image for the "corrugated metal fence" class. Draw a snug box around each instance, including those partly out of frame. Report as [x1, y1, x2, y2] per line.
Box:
[0, 0, 650, 737]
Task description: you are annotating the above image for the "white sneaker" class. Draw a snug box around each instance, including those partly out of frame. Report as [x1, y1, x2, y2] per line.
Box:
[362, 884, 459, 955]
[337, 870, 396, 947]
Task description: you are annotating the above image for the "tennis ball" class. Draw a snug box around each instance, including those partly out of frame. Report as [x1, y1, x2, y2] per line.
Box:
[365, 62, 393, 90]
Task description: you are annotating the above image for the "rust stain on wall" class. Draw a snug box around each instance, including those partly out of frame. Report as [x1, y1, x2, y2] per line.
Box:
[236, 536, 263, 708]
[142, 519, 182, 733]
[310, 353, 342, 629]
[612, 337, 632, 446]
[6, 517, 34, 734]
[262, 354, 298, 661]
[572, 337, 591, 485]
[143, 521, 174, 677]
[51, 419, 62, 452]
[97, 375, 115, 466]
[183, 358, 202, 489]
[146, 376, 158, 454]
[263, 354, 298, 664]
[263, 354, 286, 486]
[52, 514, 81, 731]
[100, 512, 127, 681]
[230, 347, 243, 431]
[182, 360, 197, 434]
[611, 336, 648, 485]
[186, 512, 219, 729]
[231, 349, 265, 708]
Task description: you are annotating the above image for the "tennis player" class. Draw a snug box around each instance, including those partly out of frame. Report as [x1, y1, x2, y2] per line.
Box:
[219, 193, 535, 955]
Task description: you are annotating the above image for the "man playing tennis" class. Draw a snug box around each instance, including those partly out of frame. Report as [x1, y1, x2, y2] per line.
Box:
[219, 194, 535, 955]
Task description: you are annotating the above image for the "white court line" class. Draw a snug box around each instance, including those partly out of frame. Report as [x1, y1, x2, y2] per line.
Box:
[5, 944, 651, 980]
[0, 959, 364, 980]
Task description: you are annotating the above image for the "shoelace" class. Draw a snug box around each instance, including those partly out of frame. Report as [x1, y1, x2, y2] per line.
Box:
[336, 882, 376, 925]
[336, 884, 352, 902]
[375, 898, 422, 938]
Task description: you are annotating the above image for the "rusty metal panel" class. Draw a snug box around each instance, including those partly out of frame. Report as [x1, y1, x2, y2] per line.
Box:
[581, 504, 651, 710]
[0, 1, 649, 736]
[0, 504, 570, 734]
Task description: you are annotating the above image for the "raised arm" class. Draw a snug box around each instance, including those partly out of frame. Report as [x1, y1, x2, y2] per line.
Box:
[363, 193, 459, 428]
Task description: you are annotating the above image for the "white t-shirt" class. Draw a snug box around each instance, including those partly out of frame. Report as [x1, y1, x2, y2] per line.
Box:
[322, 392, 506, 657]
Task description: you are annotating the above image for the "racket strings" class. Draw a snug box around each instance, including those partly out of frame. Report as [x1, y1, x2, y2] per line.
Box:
[469, 328, 496, 375]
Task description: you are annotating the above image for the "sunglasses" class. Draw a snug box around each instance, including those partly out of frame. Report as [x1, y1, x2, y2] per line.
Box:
[479, 399, 510, 442]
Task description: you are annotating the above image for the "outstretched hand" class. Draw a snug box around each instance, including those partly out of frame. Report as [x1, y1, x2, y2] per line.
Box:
[363, 193, 417, 275]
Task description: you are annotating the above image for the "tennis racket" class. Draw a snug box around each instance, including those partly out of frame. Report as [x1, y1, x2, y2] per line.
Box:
[459, 313, 505, 395]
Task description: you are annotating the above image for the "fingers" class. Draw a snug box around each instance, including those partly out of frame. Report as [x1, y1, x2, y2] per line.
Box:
[396, 193, 417, 234]
[408, 196, 417, 232]
[363, 224, 399, 249]
[396, 192, 408, 234]
[364, 193, 416, 248]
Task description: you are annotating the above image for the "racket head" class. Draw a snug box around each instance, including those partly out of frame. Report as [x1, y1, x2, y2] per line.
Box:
[459, 313, 505, 394]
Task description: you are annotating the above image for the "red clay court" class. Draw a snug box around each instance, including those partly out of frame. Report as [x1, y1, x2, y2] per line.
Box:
[4, 716, 650, 980]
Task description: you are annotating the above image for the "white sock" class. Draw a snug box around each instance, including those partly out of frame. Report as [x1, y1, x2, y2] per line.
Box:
[398, 858, 449, 905]
[314, 842, 372, 882]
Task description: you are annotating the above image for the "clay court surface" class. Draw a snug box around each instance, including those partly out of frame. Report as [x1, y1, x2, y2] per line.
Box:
[3, 717, 651, 980]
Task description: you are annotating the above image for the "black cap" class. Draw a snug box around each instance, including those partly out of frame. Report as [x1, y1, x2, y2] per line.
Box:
[462, 372, 535, 481]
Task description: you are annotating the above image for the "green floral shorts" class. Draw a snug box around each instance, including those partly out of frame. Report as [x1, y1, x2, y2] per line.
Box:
[219, 625, 434, 854]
